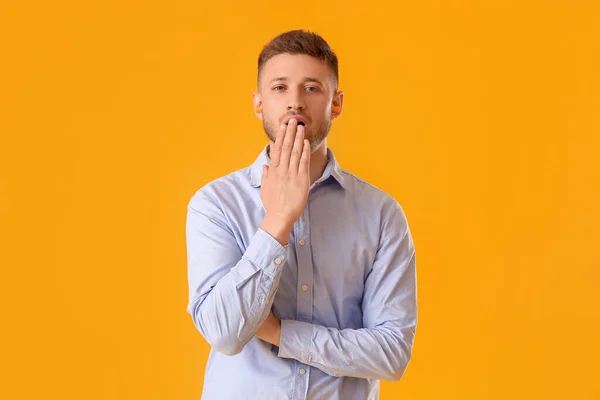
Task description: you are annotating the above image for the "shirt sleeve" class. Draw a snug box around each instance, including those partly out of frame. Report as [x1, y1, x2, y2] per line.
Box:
[277, 197, 417, 381]
[185, 188, 288, 356]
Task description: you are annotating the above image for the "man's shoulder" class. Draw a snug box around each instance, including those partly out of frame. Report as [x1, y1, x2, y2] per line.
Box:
[339, 168, 399, 206]
[338, 168, 411, 227]
[188, 164, 254, 207]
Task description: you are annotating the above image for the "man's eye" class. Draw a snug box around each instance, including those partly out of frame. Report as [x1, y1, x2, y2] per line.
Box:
[273, 86, 285, 91]
[305, 86, 318, 92]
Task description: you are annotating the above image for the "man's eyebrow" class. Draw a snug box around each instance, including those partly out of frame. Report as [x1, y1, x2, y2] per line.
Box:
[269, 76, 324, 85]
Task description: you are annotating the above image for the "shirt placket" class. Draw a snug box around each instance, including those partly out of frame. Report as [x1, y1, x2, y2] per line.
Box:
[292, 200, 314, 400]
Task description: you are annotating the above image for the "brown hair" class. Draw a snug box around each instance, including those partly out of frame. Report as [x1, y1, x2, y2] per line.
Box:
[257, 29, 339, 92]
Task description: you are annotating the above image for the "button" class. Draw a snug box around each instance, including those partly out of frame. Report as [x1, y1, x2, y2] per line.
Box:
[275, 258, 282, 265]
[299, 368, 306, 375]
[299, 239, 306, 246]
[301, 284, 308, 292]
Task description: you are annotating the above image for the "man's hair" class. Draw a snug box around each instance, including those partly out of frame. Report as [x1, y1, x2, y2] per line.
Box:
[257, 29, 339, 92]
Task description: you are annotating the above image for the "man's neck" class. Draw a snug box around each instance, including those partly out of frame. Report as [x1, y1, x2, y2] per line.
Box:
[267, 139, 329, 186]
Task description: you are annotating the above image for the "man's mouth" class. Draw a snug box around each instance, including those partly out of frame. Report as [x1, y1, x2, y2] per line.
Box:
[286, 121, 305, 126]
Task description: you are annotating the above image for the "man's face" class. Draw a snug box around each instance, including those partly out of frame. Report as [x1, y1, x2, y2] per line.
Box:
[253, 53, 343, 152]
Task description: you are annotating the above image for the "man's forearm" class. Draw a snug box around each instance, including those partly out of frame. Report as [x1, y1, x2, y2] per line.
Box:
[277, 319, 415, 381]
[188, 225, 286, 356]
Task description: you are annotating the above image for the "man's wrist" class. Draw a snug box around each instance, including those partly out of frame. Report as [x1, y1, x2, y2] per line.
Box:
[256, 313, 282, 347]
[273, 320, 281, 347]
[260, 214, 293, 246]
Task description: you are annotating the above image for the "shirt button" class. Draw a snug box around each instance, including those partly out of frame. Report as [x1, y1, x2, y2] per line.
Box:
[275, 258, 282, 265]
[299, 239, 306, 246]
[301, 284, 308, 292]
[299, 368, 306, 375]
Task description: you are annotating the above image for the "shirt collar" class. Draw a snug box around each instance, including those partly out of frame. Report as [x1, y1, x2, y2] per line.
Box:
[249, 144, 348, 190]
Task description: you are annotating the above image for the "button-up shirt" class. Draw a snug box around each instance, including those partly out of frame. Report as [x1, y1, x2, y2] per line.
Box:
[185, 144, 417, 400]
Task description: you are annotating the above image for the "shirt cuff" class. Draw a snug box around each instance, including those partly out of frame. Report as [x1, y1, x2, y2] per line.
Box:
[243, 228, 288, 278]
[277, 319, 314, 364]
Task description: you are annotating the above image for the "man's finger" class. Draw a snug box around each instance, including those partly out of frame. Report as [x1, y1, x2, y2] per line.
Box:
[278, 118, 298, 171]
[288, 124, 304, 174]
[299, 139, 310, 176]
[269, 123, 287, 168]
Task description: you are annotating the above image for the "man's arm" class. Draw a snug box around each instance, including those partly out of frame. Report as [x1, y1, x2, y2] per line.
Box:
[272, 197, 417, 381]
[185, 191, 289, 356]
[186, 119, 311, 356]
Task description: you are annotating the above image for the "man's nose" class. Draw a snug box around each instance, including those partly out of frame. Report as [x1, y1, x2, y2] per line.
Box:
[287, 90, 306, 111]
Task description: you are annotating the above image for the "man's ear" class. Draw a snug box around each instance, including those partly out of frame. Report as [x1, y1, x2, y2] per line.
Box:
[253, 92, 262, 121]
[331, 90, 344, 120]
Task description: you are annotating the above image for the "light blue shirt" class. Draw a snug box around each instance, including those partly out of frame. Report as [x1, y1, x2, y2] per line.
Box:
[186, 144, 417, 400]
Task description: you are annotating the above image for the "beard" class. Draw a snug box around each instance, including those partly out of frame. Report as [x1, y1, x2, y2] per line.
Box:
[263, 114, 332, 153]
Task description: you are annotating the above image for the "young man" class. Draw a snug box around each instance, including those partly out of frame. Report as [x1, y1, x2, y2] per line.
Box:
[186, 30, 417, 400]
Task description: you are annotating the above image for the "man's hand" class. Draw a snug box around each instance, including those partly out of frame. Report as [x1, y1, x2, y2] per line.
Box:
[256, 311, 281, 347]
[260, 118, 311, 245]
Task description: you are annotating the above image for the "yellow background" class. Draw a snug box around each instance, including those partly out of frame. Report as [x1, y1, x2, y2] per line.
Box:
[1, 0, 599, 398]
